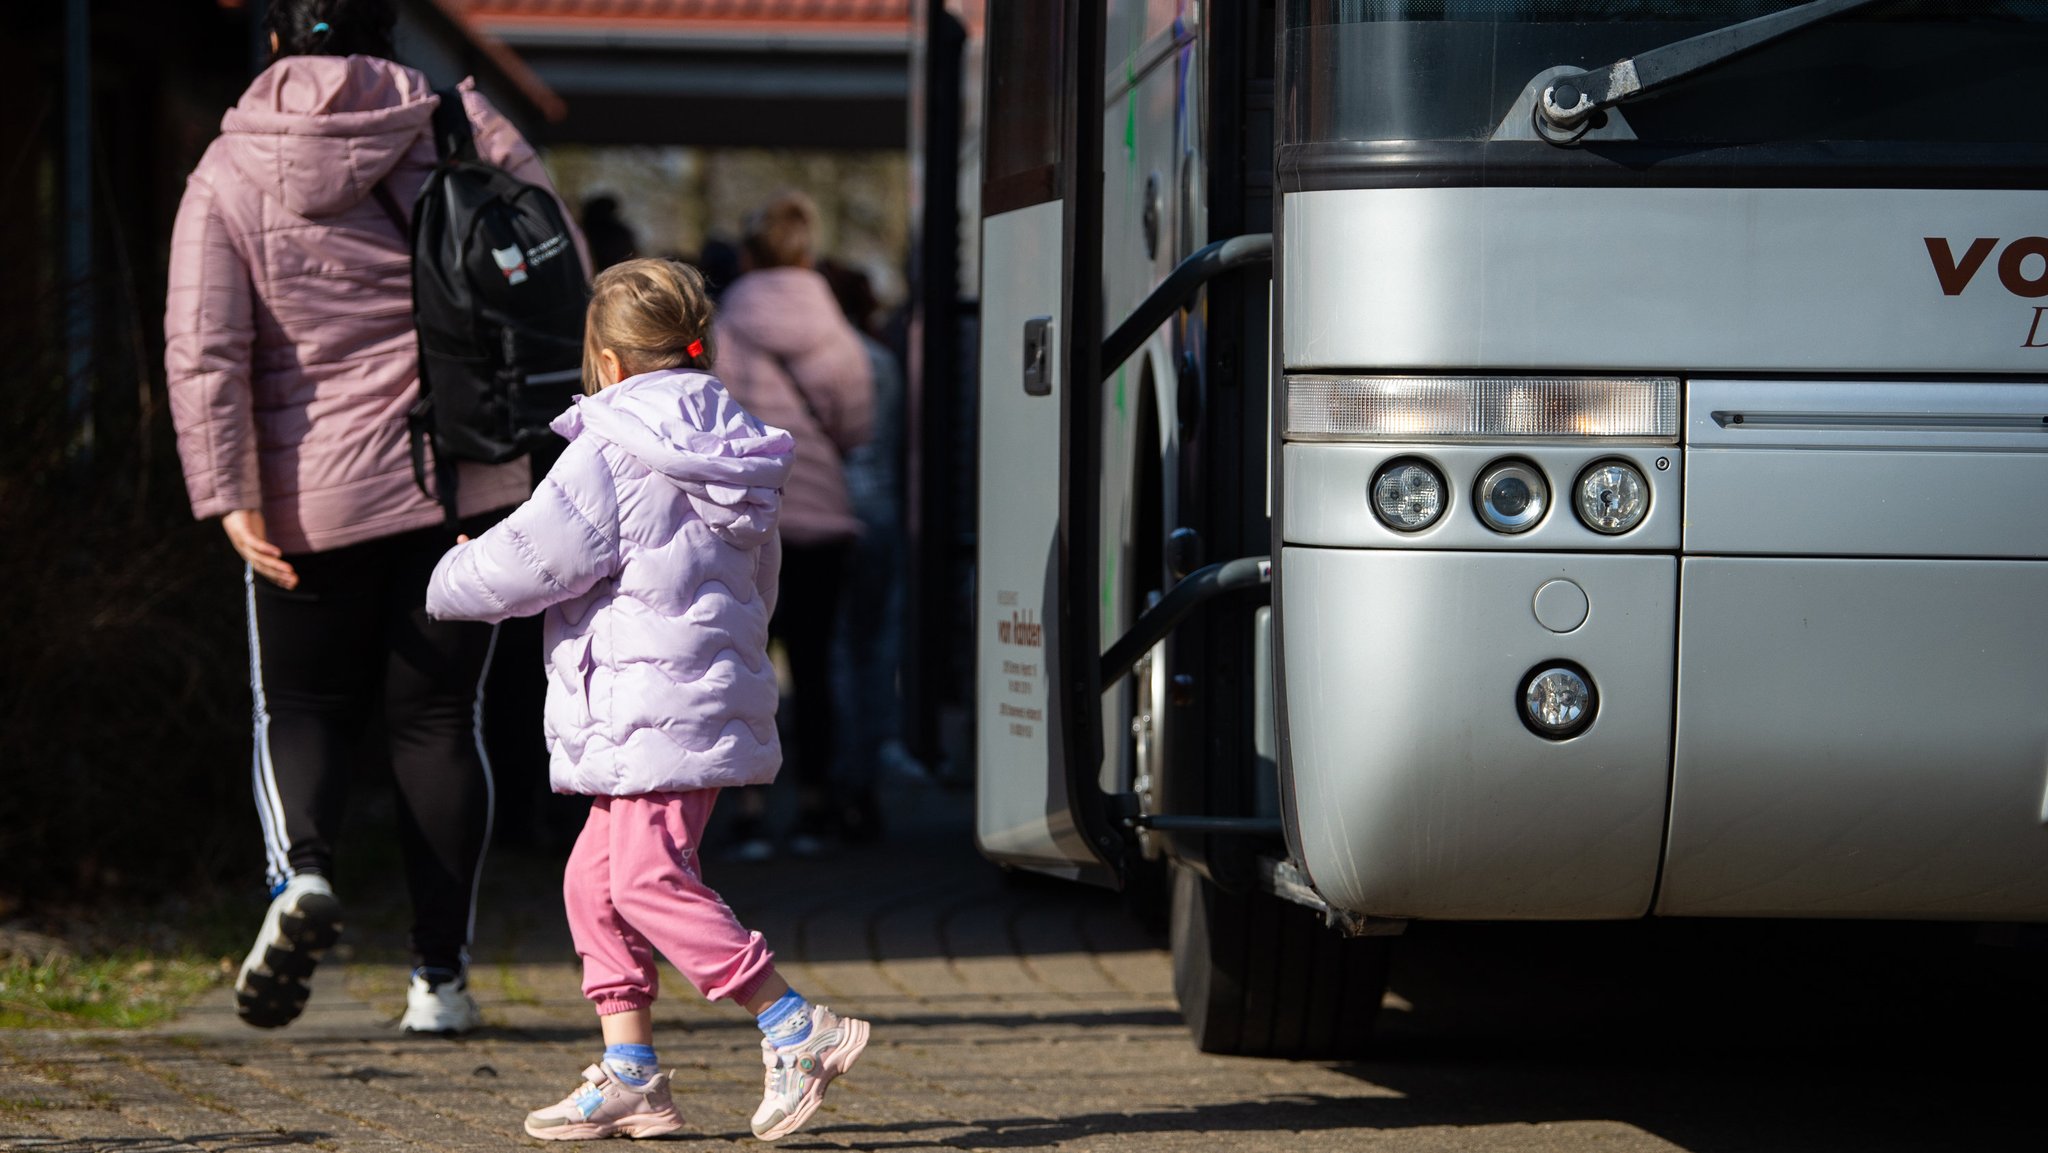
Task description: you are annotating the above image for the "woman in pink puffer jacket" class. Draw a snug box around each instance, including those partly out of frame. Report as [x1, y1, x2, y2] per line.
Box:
[427, 260, 871, 1144]
[163, 0, 585, 1037]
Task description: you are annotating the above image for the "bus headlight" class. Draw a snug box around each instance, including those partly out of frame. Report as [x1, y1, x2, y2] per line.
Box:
[1370, 458, 1446, 532]
[1520, 664, 1595, 739]
[1575, 460, 1650, 534]
[1476, 460, 1547, 533]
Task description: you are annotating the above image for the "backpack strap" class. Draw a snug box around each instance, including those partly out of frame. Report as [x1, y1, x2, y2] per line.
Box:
[415, 86, 472, 532]
[407, 396, 463, 531]
[771, 348, 833, 452]
[369, 182, 408, 237]
[407, 396, 436, 503]
[431, 87, 478, 163]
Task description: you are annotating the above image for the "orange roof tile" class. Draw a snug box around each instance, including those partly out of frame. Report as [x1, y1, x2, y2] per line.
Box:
[449, 0, 910, 30]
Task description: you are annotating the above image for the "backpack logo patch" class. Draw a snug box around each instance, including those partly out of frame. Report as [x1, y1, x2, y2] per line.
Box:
[491, 244, 530, 285]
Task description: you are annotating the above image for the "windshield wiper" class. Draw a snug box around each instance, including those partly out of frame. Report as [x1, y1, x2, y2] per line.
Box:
[1536, 0, 1887, 142]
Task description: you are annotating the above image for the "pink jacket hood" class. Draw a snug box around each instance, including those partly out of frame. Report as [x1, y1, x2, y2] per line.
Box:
[554, 370, 793, 549]
[165, 56, 582, 554]
[219, 55, 440, 219]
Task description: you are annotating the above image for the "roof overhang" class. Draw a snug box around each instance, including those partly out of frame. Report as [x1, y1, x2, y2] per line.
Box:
[400, 0, 567, 124]
[452, 3, 910, 150]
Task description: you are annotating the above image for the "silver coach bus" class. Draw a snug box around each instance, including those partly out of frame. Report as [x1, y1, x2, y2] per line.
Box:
[946, 0, 2048, 1057]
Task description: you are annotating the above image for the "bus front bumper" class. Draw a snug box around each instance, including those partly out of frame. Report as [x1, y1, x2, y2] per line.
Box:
[1279, 547, 2048, 922]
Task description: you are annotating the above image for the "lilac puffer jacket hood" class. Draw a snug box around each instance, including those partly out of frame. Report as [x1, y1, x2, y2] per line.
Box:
[427, 370, 796, 796]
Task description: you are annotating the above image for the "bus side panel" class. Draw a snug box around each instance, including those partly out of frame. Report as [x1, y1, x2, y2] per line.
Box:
[1660, 558, 2048, 919]
[1282, 187, 2044, 375]
[1282, 548, 1672, 920]
[975, 200, 1099, 875]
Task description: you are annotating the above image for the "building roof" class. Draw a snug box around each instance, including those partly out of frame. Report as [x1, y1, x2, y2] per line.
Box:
[410, 0, 567, 122]
[455, 0, 907, 19]
[456, 0, 905, 17]
[450, 1, 909, 51]
[443, 0, 912, 148]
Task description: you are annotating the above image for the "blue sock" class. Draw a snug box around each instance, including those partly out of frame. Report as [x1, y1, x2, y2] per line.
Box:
[756, 990, 812, 1049]
[602, 1043, 658, 1086]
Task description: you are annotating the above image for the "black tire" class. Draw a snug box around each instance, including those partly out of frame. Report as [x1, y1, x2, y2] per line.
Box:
[1169, 862, 1391, 1058]
[1120, 853, 1171, 936]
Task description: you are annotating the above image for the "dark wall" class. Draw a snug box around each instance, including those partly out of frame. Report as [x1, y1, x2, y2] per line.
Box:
[0, 1, 250, 489]
[0, 0, 270, 905]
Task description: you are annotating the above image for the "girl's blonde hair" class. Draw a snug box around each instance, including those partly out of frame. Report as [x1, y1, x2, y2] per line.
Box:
[582, 258, 717, 395]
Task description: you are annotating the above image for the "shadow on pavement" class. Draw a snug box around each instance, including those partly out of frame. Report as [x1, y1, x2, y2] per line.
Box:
[0, 1134, 333, 1151]
[334, 776, 1165, 969]
[1331, 916, 2048, 1152]
[483, 1006, 1184, 1048]
[804, 1067, 2043, 1152]
[1336, 1057, 2041, 1153]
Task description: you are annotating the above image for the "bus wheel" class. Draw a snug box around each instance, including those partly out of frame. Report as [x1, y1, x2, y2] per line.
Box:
[1120, 598, 1172, 935]
[1169, 862, 1391, 1058]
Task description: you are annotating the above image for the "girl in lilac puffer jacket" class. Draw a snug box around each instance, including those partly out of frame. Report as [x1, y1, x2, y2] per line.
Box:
[426, 260, 871, 1143]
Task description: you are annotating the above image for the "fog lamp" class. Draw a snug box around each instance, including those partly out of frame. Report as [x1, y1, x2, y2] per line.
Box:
[1575, 461, 1650, 534]
[1476, 460, 1548, 533]
[1520, 664, 1596, 739]
[1371, 458, 1446, 532]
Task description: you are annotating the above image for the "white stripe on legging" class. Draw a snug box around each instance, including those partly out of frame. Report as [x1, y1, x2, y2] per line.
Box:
[462, 623, 501, 970]
[244, 566, 293, 889]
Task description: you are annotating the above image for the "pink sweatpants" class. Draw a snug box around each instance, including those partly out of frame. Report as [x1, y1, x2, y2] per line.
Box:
[564, 790, 776, 1015]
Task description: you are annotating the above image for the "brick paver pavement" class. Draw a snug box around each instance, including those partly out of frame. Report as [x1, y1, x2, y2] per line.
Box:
[4, 783, 2044, 1152]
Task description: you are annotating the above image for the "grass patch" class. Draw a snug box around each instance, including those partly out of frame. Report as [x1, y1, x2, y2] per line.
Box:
[493, 963, 544, 1007]
[0, 885, 261, 1030]
[0, 1096, 61, 1116]
[0, 953, 227, 1029]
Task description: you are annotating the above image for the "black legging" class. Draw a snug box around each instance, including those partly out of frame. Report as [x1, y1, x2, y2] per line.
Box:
[245, 519, 498, 973]
[770, 539, 852, 813]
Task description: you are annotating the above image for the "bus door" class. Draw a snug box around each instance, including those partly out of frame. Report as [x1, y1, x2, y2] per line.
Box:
[974, 0, 1117, 884]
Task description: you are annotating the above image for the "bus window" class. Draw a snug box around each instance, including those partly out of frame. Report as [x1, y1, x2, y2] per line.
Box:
[982, 0, 1065, 216]
[1280, 1, 2048, 185]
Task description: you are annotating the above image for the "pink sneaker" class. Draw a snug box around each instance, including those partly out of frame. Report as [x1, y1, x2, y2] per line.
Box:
[750, 1004, 871, 1141]
[524, 1063, 684, 1141]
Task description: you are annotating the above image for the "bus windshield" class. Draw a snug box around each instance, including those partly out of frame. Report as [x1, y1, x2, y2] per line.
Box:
[1282, 1, 2048, 184]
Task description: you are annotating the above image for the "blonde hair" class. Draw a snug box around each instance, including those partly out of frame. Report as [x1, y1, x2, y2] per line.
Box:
[741, 191, 820, 270]
[582, 258, 717, 395]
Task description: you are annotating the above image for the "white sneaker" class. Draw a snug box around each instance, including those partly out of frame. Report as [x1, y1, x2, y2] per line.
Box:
[235, 874, 343, 1029]
[399, 968, 483, 1035]
[751, 1004, 871, 1141]
[523, 1063, 685, 1141]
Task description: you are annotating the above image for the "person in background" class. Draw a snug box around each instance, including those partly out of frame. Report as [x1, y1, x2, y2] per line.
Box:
[580, 194, 639, 272]
[426, 259, 871, 1143]
[698, 237, 742, 301]
[714, 193, 874, 857]
[163, 0, 584, 1033]
[817, 259, 907, 843]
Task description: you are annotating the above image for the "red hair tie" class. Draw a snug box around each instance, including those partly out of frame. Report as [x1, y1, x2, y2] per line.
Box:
[686, 338, 704, 358]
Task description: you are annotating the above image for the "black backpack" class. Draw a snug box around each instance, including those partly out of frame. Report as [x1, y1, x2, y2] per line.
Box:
[374, 88, 590, 525]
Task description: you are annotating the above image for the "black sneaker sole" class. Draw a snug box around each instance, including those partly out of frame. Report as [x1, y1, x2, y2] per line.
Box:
[235, 892, 343, 1029]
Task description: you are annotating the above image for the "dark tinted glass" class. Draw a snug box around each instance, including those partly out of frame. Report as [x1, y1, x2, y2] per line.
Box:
[1283, 1, 2048, 149]
[983, 0, 1065, 215]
